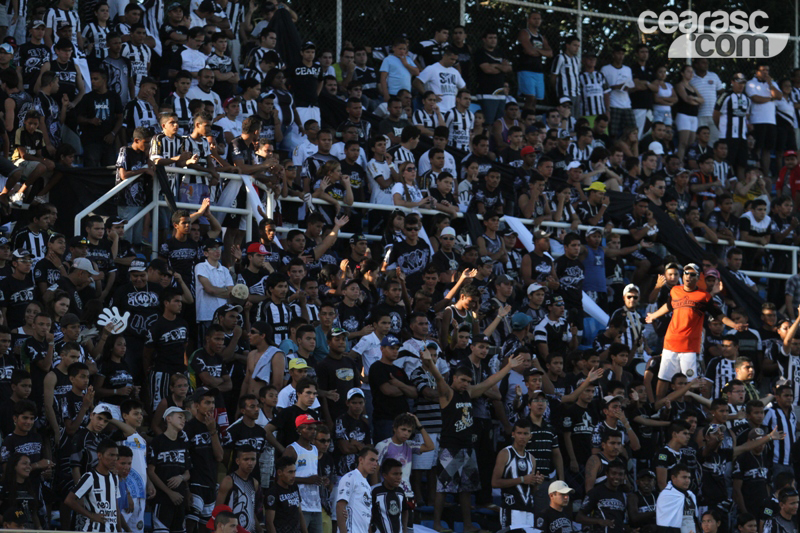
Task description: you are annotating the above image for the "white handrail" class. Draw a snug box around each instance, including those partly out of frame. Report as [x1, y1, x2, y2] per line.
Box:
[73, 173, 141, 237]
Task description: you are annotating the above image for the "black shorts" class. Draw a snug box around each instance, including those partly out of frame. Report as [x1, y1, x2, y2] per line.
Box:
[188, 483, 217, 523]
[153, 501, 187, 533]
[753, 123, 777, 151]
[725, 138, 748, 169]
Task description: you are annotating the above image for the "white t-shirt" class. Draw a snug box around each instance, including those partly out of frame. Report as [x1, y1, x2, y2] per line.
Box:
[391, 181, 423, 205]
[215, 116, 243, 138]
[181, 48, 208, 79]
[418, 148, 457, 176]
[331, 142, 368, 167]
[600, 64, 633, 109]
[116, 431, 147, 499]
[194, 260, 233, 321]
[417, 63, 466, 113]
[746, 78, 778, 124]
[352, 333, 382, 390]
[336, 469, 372, 533]
[690, 72, 723, 117]
[277, 383, 321, 409]
[186, 86, 224, 117]
[293, 140, 319, 175]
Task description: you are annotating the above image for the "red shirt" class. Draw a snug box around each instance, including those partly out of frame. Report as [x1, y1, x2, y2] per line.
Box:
[776, 165, 800, 194]
[664, 285, 721, 353]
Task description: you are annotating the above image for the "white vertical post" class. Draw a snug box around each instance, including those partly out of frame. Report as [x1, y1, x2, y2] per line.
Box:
[576, 0, 582, 64]
[265, 190, 275, 219]
[245, 184, 253, 243]
[152, 178, 160, 259]
[336, 0, 342, 59]
[793, 248, 798, 276]
[460, 0, 465, 25]
[796, 0, 799, 68]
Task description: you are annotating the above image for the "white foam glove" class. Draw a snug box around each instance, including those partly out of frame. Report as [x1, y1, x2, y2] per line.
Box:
[97, 307, 130, 335]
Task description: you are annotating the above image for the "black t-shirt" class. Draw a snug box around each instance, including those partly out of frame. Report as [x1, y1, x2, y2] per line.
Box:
[371, 483, 405, 533]
[32, 257, 60, 289]
[147, 432, 190, 504]
[337, 302, 366, 337]
[0, 480, 38, 528]
[527, 251, 555, 284]
[185, 416, 220, 487]
[368, 360, 413, 422]
[16, 43, 50, 94]
[110, 282, 161, 341]
[537, 505, 575, 533]
[70, 427, 104, 475]
[562, 403, 597, 466]
[159, 237, 203, 290]
[0, 430, 43, 464]
[316, 355, 360, 421]
[334, 413, 371, 477]
[224, 418, 266, 456]
[630, 64, 654, 109]
[386, 240, 430, 293]
[440, 389, 475, 449]
[473, 47, 505, 95]
[580, 484, 626, 533]
[265, 482, 302, 533]
[289, 62, 323, 107]
[431, 249, 461, 275]
[146, 315, 189, 372]
[78, 90, 123, 142]
[732, 451, 770, 512]
[97, 359, 134, 405]
[554, 255, 584, 311]
[340, 160, 367, 202]
[272, 405, 319, 449]
[369, 302, 406, 336]
[0, 274, 34, 329]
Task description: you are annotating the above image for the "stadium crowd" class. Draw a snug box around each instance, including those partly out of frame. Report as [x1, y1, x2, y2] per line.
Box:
[0, 3, 798, 533]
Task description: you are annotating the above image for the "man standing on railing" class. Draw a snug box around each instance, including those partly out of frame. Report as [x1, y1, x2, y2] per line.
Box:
[646, 262, 748, 400]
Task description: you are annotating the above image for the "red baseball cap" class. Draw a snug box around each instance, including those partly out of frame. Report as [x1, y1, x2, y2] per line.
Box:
[785, 150, 798, 158]
[521, 145, 536, 156]
[205, 505, 248, 533]
[295, 414, 319, 428]
[246, 242, 267, 255]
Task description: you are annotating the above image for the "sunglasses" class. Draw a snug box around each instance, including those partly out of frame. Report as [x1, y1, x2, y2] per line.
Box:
[626, 295, 639, 300]
[684, 272, 699, 278]
[405, 227, 420, 232]
[404, 167, 416, 171]
[440, 236, 455, 240]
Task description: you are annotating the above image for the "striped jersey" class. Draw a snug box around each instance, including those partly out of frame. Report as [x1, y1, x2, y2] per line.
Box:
[715, 92, 751, 140]
[46, 7, 81, 48]
[551, 52, 580, 98]
[82, 23, 111, 61]
[763, 407, 796, 465]
[712, 158, 733, 187]
[261, 300, 294, 345]
[442, 108, 474, 151]
[150, 133, 186, 195]
[166, 93, 192, 135]
[567, 142, 591, 166]
[120, 42, 152, 95]
[72, 469, 121, 532]
[412, 109, 439, 131]
[579, 71, 609, 116]
[704, 356, 736, 399]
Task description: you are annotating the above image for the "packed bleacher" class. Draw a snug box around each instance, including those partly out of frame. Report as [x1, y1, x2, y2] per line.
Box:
[0, 3, 798, 533]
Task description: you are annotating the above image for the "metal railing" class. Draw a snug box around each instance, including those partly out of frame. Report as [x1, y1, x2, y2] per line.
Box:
[73, 167, 800, 280]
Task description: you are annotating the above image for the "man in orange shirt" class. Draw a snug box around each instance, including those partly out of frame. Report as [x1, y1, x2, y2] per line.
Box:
[645, 262, 747, 399]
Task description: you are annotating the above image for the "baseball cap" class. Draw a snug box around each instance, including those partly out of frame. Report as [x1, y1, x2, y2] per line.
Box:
[129, 259, 147, 272]
[0, 235, 9, 247]
[676, 167, 690, 175]
[586, 227, 603, 236]
[92, 404, 113, 418]
[72, 257, 99, 275]
[525, 368, 544, 377]
[511, 312, 533, 331]
[11, 249, 32, 259]
[295, 414, 318, 427]
[347, 388, 365, 400]
[549, 480, 574, 494]
[585, 181, 607, 193]
[301, 41, 316, 51]
[622, 283, 639, 296]
[566, 161, 582, 171]
[635, 194, 650, 204]
[637, 470, 656, 479]
[163, 406, 190, 420]
[472, 334, 491, 345]
[166, 1, 183, 10]
[684, 262, 701, 273]
[648, 141, 665, 155]
[202, 238, 222, 250]
[380, 335, 401, 347]
[28, 19, 45, 28]
[558, 130, 572, 139]
[494, 274, 513, 285]
[192, 386, 216, 402]
[69, 236, 90, 247]
[246, 242, 267, 255]
[545, 294, 565, 307]
[527, 283, 544, 295]
[603, 394, 624, 407]
[216, 303, 243, 315]
[521, 145, 536, 156]
[329, 327, 348, 337]
[105, 215, 127, 227]
[530, 389, 547, 399]
[222, 96, 241, 108]
[704, 268, 721, 279]
[349, 234, 367, 244]
[477, 256, 494, 266]
[0, 43, 13, 55]
[533, 229, 551, 240]
[289, 358, 309, 370]
[785, 150, 798, 158]
[558, 97, 572, 105]
[441, 227, 456, 238]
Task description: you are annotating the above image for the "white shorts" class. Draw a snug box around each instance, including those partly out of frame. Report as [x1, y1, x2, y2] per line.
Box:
[676, 113, 698, 132]
[658, 349, 699, 381]
[14, 159, 42, 179]
[412, 432, 440, 470]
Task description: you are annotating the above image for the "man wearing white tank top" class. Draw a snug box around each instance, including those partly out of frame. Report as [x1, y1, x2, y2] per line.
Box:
[283, 415, 322, 533]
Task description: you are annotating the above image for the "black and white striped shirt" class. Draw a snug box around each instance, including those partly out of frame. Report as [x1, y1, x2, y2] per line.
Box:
[388, 145, 415, 165]
[764, 407, 796, 465]
[123, 98, 157, 136]
[715, 92, 751, 141]
[412, 109, 439, 131]
[150, 133, 186, 195]
[45, 7, 81, 48]
[240, 98, 258, 120]
[12, 228, 46, 264]
[183, 134, 212, 185]
[82, 23, 111, 61]
[261, 300, 293, 345]
[72, 469, 121, 532]
[120, 42, 152, 95]
[713, 159, 733, 186]
[225, 1, 243, 38]
[579, 71, 609, 117]
[567, 142, 591, 166]
[551, 52, 580, 98]
[166, 93, 192, 135]
[705, 356, 736, 399]
[442, 108, 474, 151]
